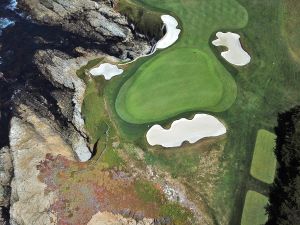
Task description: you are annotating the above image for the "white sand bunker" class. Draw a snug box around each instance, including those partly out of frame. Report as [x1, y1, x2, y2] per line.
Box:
[146, 114, 226, 148]
[120, 15, 181, 66]
[212, 32, 251, 66]
[156, 15, 181, 49]
[90, 63, 123, 80]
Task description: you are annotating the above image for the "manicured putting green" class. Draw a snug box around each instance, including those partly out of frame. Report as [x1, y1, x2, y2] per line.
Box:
[116, 48, 236, 124]
[250, 129, 277, 184]
[241, 191, 268, 225]
[115, 0, 247, 124]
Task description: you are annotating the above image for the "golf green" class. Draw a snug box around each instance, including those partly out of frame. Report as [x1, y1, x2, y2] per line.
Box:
[116, 48, 236, 123]
[115, 0, 248, 124]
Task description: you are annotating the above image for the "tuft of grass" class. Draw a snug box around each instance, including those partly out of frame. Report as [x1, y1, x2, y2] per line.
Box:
[145, 150, 199, 178]
[101, 149, 124, 169]
[159, 203, 195, 225]
[134, 180, 196, 224]
[134, 180, 164, 204]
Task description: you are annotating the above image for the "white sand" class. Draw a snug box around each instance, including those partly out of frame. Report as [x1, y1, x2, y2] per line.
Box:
[212, 32, 251, 66]
[146, 114, 226, 148]
[120, 15, 181, 66]
[90, 63, 123, 80]
[156, 15, 181, 49]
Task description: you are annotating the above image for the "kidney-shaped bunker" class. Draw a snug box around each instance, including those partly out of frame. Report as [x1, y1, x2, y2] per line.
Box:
[146, 114, 226, 148]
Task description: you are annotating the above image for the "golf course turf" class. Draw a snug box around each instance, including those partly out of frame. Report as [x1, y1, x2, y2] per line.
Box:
[116, 48, 236, 123]
[250, 129, 277, 184]
[75, 0, 300, 224]
[241, 191, 268, 225]
[115, 0, 248, 124]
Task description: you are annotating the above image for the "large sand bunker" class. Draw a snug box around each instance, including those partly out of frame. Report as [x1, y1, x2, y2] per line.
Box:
[156, 15, 181, 49]
[146, 114, 226, 148]
[90, 63, 123, 80]
[212, 32, 251, 66]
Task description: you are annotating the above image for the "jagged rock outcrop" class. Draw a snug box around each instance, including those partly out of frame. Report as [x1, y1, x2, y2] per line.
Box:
[9, 104, 74, 225]
[34, 49, 92, 136]
[18, 0, 152, 59]
[33, 49, 104, 162]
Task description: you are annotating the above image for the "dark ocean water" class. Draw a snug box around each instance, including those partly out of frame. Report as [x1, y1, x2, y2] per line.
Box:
[0, 0, 19, 148]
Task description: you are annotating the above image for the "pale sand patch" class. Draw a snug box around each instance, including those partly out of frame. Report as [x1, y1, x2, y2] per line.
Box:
[90, 63, 123, 80]
[156, 15, 181, 49]
[87, 211, 153, 225]
[212, 32, 251, 66]
[146, 114, 226, 148]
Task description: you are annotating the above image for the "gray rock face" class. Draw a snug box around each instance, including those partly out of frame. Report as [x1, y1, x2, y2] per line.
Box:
[19, 0, 152, 59]
[33, 49, 98, 162]
[0, 147, 12, 189]
[9, 105, 75, 225]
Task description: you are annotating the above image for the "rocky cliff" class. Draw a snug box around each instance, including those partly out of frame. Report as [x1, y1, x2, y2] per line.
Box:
[9, 104, 75, 225]
[33, 49, 98, 162]
[18, 0, 152, 59]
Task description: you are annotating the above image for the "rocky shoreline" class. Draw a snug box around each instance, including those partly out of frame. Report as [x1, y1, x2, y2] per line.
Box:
[18, 0, 152, 59]
[0, 0, 156, 224]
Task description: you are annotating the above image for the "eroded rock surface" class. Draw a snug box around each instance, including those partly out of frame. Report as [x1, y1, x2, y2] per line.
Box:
[34, 49, 92, 136]
[33, 49, 98, 161]
[9, 104, 74, 225]
[19, 0, 152, 59]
